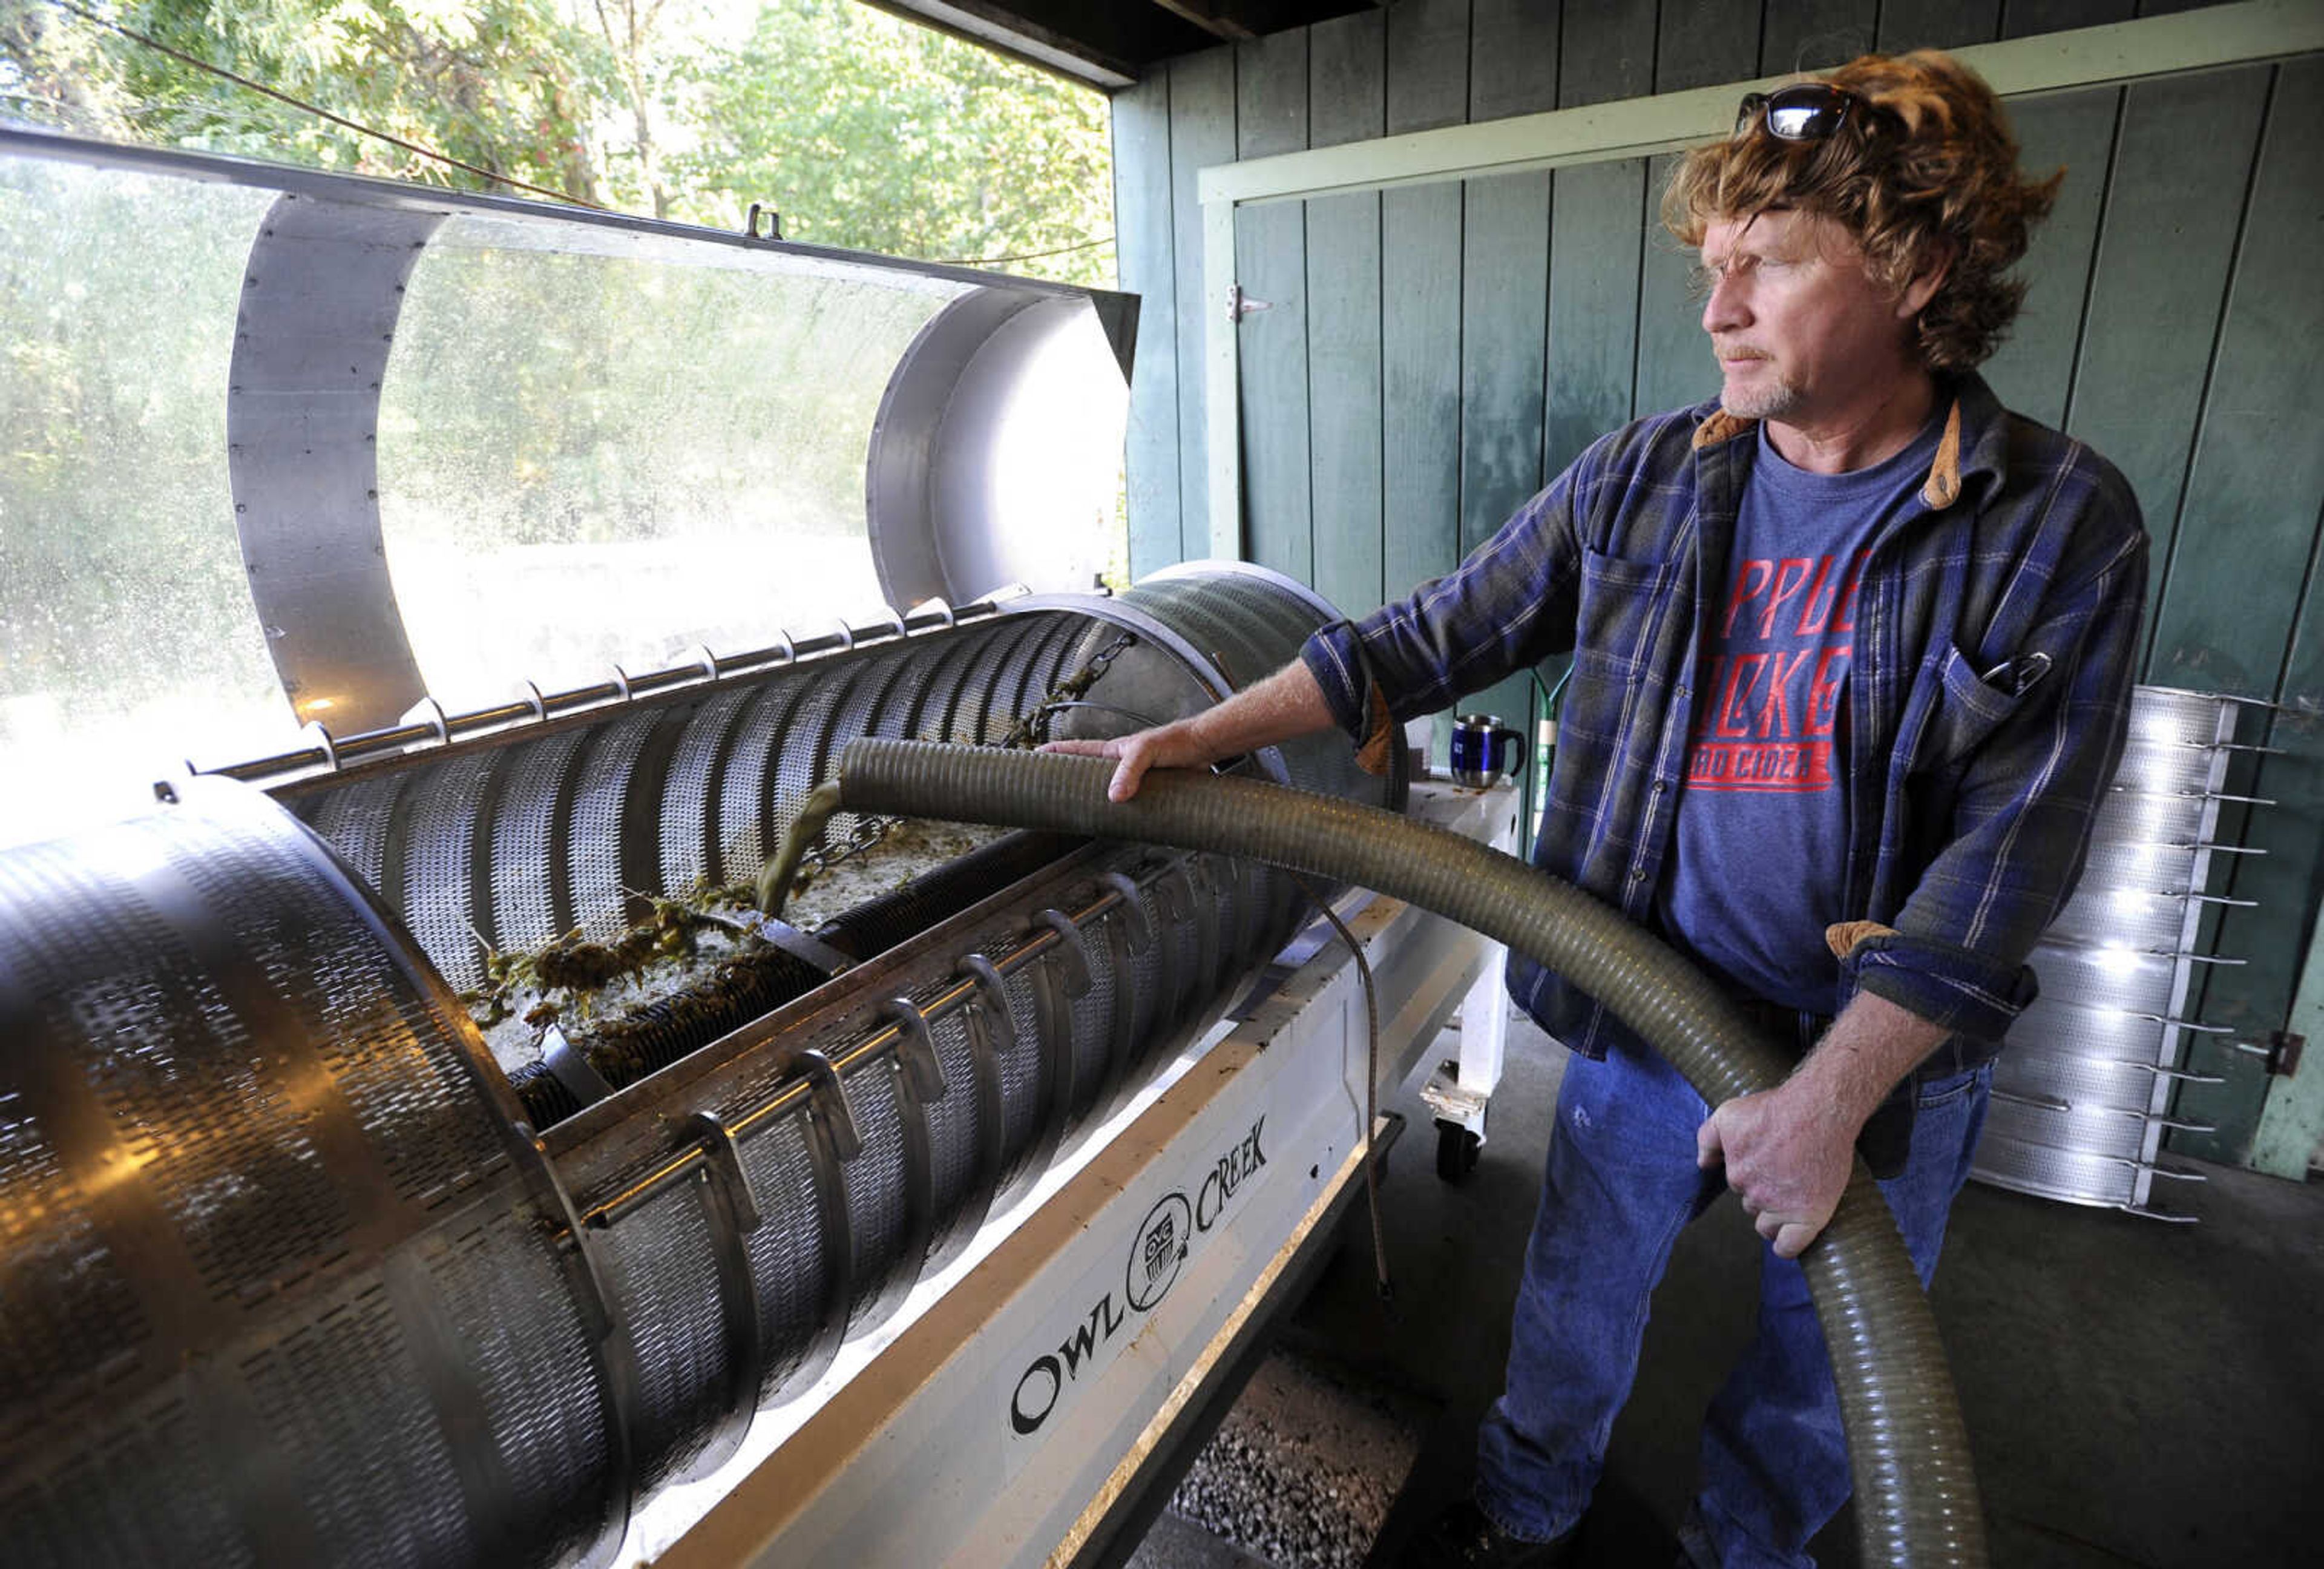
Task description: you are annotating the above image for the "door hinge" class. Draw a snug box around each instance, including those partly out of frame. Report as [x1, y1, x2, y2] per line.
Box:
[1226, 283, 1272, 323]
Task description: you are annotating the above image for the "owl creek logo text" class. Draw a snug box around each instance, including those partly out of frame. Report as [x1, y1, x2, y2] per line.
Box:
[1008, 1116, 1267, 1436]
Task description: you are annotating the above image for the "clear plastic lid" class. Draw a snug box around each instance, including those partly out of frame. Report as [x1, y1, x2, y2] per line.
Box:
[0, 130, 1130, 843]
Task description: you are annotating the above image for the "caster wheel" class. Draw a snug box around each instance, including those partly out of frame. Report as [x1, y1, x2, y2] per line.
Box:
[1435, 1120, 1481, 1183]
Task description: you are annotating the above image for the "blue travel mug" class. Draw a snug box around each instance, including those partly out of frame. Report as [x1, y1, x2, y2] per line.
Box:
[1449, 713, 1525, 788]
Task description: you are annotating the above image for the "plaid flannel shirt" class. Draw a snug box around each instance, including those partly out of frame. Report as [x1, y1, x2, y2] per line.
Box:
[1301, 372, 2147, 1089]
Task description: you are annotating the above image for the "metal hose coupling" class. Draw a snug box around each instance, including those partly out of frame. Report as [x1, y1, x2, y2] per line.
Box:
[835, 738, 1985, 1569]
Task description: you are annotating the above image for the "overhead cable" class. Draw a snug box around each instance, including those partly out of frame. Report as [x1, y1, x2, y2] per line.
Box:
[41, 0, 606, 209]
[927, 233, 1117, 266]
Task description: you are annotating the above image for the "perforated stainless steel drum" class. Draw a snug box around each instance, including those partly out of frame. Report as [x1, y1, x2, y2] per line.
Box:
[0, 565, 1393, 1568]
[0, 778, 580, 1568]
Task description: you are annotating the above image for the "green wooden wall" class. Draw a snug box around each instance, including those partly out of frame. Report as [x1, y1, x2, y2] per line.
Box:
[1109, 0, 2324, 1172]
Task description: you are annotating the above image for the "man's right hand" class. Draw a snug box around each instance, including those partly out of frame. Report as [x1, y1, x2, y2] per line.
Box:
[1039, 659, 1341, 803]
[1040, 725, 1207, 803]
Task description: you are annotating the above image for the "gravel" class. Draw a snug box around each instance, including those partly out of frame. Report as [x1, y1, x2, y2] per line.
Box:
[1150, 1349, 1423, 1569]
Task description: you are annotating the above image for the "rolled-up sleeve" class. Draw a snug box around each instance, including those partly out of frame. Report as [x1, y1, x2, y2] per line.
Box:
[1847, 479, 2149, 1041]
[1298, 617, 1380, 742]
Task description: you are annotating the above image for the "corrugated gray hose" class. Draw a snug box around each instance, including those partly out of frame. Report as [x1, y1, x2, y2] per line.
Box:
[836, 738, 1983, 1569]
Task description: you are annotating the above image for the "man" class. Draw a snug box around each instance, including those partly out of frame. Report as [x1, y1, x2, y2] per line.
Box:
[1052, 51, 2144, 1569]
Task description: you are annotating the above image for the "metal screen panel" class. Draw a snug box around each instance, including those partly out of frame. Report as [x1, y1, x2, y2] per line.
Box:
[1973, 685, 2248, 1219]
[597, 1182, 733, 1492]
[735, 1108, 834, 1400]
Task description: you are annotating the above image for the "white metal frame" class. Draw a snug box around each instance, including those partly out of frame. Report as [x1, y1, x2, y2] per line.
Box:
[1196, 0, 2324, 557]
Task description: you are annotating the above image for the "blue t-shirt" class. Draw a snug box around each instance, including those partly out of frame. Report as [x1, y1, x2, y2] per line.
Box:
[1655, 413, 1943, 1012]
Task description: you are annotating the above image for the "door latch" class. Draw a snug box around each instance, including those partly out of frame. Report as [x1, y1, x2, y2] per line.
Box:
[2233, 1030, 2304, 1076]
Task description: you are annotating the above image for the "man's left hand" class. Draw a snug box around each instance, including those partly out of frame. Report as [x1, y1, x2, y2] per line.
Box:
[1695, 991, 1949, 1258]
[1695, 1081, 1859, 1260]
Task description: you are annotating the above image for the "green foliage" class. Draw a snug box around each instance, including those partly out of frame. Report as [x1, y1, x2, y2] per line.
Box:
[675, 0, 1112, 285]
[0, 0, 1113, 280]
[3, 0, 610, 200]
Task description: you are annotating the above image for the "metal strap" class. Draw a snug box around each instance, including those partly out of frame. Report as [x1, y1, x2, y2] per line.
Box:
[1011, 951, 1076, 1202]
[863, 1030, 938, 1331]
[1151, 861, 1196, 1031]
[1097, 870, 1154, 953]
[677, 1111, 768, 1482]
[925, 970, 1009, 1273]
[788, 1084, 858, 1398]
[1091, 910, 1139, 1125]
[381, 1243, 525, 1564]
[796, 1048, 864, 1162]
[509, 1120, 638, 1569]
[882, 997, 949, 1101]
[1036, 907, 1095, 998]
[304, 719, 341, 771]
[413, 696, 451, 745]
[958, 952, 1019, 1058]
[689, 1110, 765, 1233]
[1994, 1088, 2219, 1133]
[2142, 1064, 2227, 1084]
[743, 912, 856, 976]
[542, 1024, 618, 1110]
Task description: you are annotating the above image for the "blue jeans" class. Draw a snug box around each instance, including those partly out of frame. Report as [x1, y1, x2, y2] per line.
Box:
[1473, 1038, 1992, 1568]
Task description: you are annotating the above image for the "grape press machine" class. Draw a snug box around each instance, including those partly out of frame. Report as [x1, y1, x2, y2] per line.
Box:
[0, 128, 1515, 1568]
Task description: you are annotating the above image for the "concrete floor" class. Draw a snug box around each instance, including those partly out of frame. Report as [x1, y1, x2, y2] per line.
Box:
[1134, 1006, 2324, 1568]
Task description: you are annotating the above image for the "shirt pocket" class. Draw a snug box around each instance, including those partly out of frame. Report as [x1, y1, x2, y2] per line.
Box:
[1571, 544, 1678, 682]
[1920, 640, 2030, 768]
[1561, 545, 1680, 753]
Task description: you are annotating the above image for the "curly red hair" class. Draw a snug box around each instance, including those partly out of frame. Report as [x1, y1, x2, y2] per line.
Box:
[1662, 51, 2060, 372]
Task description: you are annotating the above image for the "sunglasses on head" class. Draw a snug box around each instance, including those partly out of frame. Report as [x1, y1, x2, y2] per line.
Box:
[1733, 83, 1888, 142]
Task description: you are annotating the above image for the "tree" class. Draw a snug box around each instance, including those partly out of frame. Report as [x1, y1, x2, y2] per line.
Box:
[671, 0, 1111, 285]
[588, 0, 680, 217]
[2, 0, 612, 200]
[0, 0, 1114, 283]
